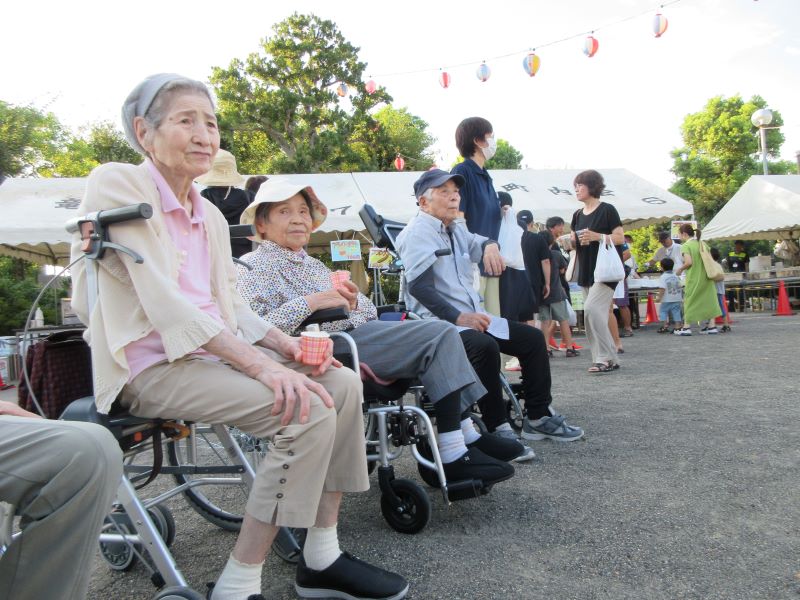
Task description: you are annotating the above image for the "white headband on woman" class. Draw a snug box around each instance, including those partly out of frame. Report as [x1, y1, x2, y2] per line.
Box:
[121, 73, 184, 155]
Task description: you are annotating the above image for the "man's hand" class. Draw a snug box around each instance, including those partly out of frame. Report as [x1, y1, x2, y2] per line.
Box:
[542, 283, 550, 299]
[456, 312, 491, 332]
[335, 280, 359, 311]
[244, 357, 335, 426]
[305, 289, 350, 313]
[483, 243, 506, 276]
[0, 400, 42, 419]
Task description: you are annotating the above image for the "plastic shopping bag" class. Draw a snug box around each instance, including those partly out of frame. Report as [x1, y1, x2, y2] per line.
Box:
[497, 207, 525, 269]
[566, 301, 578, 327]
[593, 235, 625, 283]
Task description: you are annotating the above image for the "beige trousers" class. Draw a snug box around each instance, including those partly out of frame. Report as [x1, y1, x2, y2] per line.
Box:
[582, 283, 617, 365]
[121, 351, 368, 528]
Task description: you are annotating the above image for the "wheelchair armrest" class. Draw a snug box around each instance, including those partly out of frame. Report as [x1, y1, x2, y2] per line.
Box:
[59, 396, 110, 427]
[300, 307, 349, 329]
[376, 304, 406, 316]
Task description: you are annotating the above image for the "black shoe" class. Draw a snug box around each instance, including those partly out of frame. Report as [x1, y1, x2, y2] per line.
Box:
[296, 552, 408, 599]
[443, 447, 514, 485]
[467, 432, 525, 462]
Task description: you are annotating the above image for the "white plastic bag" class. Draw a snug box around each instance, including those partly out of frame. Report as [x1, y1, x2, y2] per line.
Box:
[566, 301, 578, 327]
[613, 279, 625, 299]
[497, 207, 525, 269]
[593, 235, 625, 283]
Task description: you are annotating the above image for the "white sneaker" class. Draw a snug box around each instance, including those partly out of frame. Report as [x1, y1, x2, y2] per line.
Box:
[673, 328, 692, 336]
[700, 327, 719, 334]
[504, 357, 521, 371]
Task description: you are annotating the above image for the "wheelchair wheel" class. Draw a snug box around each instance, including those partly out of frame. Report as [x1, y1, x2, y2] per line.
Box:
[99, 510, 138, 571]
[167, 426, 264, 532]
[380, 479, 431, 534]
[271, 526, 307, 564]
[148, 505, 176, 548]
[153, 586, 205, 600]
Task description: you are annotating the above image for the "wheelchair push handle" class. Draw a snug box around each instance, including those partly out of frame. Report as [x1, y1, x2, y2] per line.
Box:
[66, 203, 153, 234]
[229, 224, 255, 239]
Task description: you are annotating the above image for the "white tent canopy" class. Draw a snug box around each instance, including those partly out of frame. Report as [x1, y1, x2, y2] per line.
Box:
[0, 168, 692, 265]
[702, 175, 800, 241]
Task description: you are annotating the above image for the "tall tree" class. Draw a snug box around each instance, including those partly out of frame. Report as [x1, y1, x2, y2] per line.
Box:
[0, 101, 64, 178]
[669, 95, 795, 224]
[350, 106, 436, 172]
[211, 13, 435, 174]
[485, 139, 524, 170]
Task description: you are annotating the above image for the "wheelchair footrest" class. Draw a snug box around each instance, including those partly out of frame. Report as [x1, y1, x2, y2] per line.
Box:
[446, 479, 488, 502]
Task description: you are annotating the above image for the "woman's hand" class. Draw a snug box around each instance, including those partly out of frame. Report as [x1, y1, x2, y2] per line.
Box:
[264, 328, 342, 376]
[578, 229, 603, 245]
[244, 358, 335, 426]
[335, 280, 359, 311]
[305, 289, 350, 312]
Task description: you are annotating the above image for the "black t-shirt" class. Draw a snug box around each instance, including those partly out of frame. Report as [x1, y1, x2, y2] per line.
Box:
[570, 202, 624, 289]
[521, 230, 551, 302]
[543, 249, 568, 305]
[200, 186, 252, 258]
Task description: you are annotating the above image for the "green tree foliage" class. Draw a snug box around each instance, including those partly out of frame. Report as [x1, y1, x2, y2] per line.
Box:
[353, 106, 435, 172]
[41, 121, 141, 177]
[625, 225, 660, 269]
[485, 139, 524, 170]
[0, 101, 64, 178]
[0, 258, 68, 335]
[669, 95, 795, 225]
[210, 13, 433, 174]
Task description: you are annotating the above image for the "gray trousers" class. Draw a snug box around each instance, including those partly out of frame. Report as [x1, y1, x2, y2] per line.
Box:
[343, 319, 487, 412]
[582, 283, 617, 365]
[0, 416, 122, 600]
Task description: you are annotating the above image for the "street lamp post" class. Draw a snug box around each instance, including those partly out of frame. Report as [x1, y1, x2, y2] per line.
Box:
[751, 108, 773, 175]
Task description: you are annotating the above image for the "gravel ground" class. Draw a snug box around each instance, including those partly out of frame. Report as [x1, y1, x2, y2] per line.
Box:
[78, 312, 799, 600]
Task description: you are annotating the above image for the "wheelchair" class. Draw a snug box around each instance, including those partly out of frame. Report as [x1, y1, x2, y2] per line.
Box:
[3, 208, 302, 599]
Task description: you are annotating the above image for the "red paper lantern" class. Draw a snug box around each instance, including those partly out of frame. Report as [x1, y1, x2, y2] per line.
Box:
[365, 79, 377, 94]
[653, 13, 668, 38]
[584, 36, 599, 58]
[439, 71, 451, 89]
[394, 155, 405, 171]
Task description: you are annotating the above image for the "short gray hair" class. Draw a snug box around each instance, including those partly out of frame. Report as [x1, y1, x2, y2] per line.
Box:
[121, 74, 215, 155]
[420, 188, 434, 202]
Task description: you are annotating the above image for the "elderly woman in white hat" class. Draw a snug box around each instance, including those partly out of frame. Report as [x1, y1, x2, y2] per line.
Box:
[197, 149, 253, 258]
[70, 73, 407, 600]
[236, 180, 530, 472]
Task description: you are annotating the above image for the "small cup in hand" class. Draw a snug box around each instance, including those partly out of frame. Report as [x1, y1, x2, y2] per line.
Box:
[330, 270, 351, 290]
[300, 331, 331, 366]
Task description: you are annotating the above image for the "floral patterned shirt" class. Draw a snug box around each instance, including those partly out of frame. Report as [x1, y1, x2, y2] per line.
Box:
[236, 240, 377, 336]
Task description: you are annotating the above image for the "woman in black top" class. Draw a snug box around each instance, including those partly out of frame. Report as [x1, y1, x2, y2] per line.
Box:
[569, 170, 625, 373]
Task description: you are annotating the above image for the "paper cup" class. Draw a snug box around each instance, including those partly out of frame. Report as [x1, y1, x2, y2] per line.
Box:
[330, 270, 351, 289]
[300, 331, 330, 366]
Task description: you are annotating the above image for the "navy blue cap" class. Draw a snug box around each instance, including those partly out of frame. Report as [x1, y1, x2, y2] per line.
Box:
[517, 209, 533, 226]
[413, 169, 465, 198]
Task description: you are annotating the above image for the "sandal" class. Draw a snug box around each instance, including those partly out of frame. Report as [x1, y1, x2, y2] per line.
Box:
[657, 326, 672, 334]
[588, 362, 613, 373]
[566, 347, 580, 358]
[608, 362, 621, 370]
[620, 330, 634, 338]
[616, 347, 625, 354]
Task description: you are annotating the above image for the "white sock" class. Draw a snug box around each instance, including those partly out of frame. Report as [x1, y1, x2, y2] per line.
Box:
[438, 430, 468, 463]
[211, 554, 263, 600]
[303, 524, 342, 571]
[460, 418, 481, 444]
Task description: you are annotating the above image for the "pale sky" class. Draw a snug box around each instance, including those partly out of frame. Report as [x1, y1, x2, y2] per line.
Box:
[2, 0, 798, 188]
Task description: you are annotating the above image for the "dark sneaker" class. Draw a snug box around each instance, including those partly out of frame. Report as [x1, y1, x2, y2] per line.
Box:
[468, 431, 526, 461]
[443, 447, 514, 485]
[489, 428, 537, 461]
[296, 552, 408, 600]
[521, 414, 584, 442]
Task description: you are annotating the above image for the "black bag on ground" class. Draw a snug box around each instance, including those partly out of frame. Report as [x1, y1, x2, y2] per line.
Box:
[18, 330, 93, 419]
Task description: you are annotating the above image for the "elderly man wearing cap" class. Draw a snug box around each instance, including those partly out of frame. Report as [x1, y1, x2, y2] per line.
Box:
[396, 170, 585, 444]
[645, 231, 683, 271]
[71, 73, 408, 600]
[235, 179, 531, 473]
[197, 149, 252, 258]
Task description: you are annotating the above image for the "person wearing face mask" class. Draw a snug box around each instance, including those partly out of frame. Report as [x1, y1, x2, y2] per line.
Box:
[451, 117, 504, 315]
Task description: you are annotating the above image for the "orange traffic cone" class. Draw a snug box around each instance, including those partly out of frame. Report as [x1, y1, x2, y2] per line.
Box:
[643, 293, 660, 324]
[773, 280, 796, 316]
[0, 369, 13, 391]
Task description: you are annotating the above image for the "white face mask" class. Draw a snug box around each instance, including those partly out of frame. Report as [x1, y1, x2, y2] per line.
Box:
[481, 135, 497, 161]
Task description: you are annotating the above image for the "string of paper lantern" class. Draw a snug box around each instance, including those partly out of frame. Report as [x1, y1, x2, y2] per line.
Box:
[360, 0, 684, 93]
